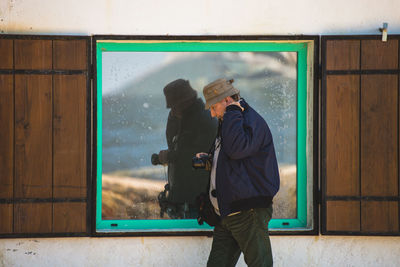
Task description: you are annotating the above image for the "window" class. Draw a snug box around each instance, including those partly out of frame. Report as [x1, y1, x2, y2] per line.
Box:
[95, 38, 317, 233]
[2, 34, 399, 238]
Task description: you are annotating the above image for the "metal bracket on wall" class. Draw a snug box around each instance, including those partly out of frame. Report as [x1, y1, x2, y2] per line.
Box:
[379, 22, 388, 42]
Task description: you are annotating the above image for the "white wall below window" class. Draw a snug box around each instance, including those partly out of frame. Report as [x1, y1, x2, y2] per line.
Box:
[1, 236, 400, 267]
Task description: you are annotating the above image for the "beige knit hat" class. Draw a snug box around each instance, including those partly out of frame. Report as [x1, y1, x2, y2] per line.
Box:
[203, 78, 239, 109]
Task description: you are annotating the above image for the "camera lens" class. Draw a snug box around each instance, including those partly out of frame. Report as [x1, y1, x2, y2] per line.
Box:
[151, 153, 160, 165]
[192, 157, 205, 169]
[192, 154, 209, 169]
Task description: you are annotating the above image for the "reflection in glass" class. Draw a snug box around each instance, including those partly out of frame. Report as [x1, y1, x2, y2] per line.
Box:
[102, 52, 297, 220]
[151, 79, 217, 219]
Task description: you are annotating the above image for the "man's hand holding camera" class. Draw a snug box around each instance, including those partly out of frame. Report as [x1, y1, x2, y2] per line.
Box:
[192, 153, 212, 171]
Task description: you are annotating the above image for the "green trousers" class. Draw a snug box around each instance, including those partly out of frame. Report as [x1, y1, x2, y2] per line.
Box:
[207, 206, 273, 267]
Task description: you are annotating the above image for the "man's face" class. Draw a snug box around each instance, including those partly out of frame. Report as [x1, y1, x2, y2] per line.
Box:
[210, 98, 228, 119]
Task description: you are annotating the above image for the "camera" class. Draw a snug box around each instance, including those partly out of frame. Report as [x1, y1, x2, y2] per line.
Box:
[192, 154, 211, 169]
[151, 153, 161, 165]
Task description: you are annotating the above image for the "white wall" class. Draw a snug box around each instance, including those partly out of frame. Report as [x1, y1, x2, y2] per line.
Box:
[1, 236, 400, 267]
[0, 0, 399, 35]
[1, 0, 400, 266]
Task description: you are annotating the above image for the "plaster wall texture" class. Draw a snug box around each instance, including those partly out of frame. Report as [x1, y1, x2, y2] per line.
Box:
[1, 236, 400, 267]
[0, 0, 399, 35]
[1, 1, 400, 267]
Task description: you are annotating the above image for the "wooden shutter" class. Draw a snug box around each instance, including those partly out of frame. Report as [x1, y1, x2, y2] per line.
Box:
[322, 35, 400, 235]
[0, 35, 91, 237]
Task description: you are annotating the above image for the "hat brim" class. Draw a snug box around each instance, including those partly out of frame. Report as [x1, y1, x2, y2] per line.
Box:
[204, 87, 239, 109]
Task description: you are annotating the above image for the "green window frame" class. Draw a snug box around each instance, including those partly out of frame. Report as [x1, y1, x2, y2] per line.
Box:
[95, 39, 314, 233]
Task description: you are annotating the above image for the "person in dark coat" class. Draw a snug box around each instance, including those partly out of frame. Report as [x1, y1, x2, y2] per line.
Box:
[198, 78, 280, 267]
[151, 79, 217, 219]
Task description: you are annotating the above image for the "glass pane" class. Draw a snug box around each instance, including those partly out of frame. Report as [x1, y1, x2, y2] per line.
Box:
[101, 51, 297, 220]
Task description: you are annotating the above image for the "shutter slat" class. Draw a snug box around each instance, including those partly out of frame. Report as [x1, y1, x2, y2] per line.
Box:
[53, 40, 87, 70]
[14, 40, 52, 70]
[361, 40, 398, 70]
[0, 204, 13, 234]
[14, 203, 52, 233]
[361, 74, 398, 196]
[0, 75, 14, 199]
[53, 202, 86, 233]
[0, 39, 13, 69]
[53, 75, 87, 198]
[326, 201, 360, 232]
[326, 75, 360, 196]
[326, 40, 360, 70]
[15, 75, 53, 198]
[361, 201, 399, 232]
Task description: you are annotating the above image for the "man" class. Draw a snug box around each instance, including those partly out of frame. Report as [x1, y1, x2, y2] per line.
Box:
[151, 79, 217, 219]
[200, 78, 280, 267]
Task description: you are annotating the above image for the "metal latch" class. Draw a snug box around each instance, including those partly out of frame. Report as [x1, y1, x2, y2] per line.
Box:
[379, 22, 388, 42]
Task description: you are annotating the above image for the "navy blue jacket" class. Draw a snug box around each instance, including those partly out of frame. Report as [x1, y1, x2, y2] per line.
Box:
[215, 99, 280, 217]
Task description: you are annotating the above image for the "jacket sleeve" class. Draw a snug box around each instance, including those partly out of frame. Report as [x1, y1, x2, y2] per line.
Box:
[221, 105, 269, 159]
